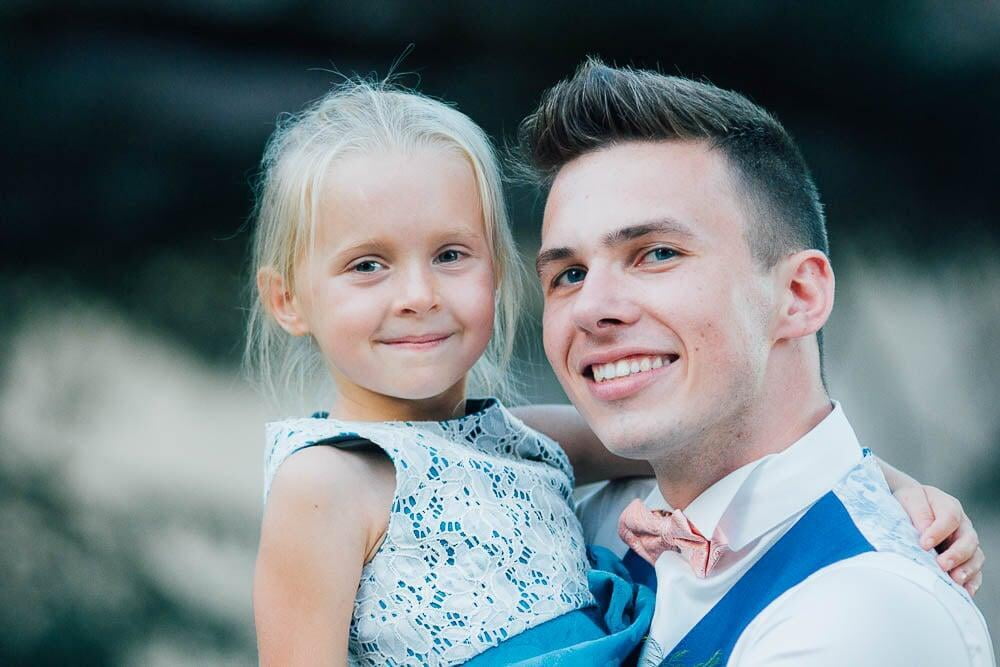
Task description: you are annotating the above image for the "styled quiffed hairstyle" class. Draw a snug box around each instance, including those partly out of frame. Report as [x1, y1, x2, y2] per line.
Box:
[246, 78, 524, 403]
[517, 57, 829, 267]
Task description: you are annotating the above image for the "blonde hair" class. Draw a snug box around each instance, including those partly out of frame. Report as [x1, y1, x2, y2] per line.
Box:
[245, 78, 524, 404]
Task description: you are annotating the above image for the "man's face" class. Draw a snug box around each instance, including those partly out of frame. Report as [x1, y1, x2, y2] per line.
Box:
[538, 140, 777, 461]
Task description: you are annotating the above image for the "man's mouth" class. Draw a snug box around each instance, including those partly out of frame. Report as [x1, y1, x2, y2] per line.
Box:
[584, 354, 679, 383]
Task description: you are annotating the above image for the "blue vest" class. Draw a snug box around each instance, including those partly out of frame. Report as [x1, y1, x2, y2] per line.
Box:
[623, 452, 978, 666]
[651, 491, 875, 666]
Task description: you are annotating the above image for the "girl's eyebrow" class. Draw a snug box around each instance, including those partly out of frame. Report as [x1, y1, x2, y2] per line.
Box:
[333, 238, 392, 258]
[335, 227, 483, 257]
[432, 227, 485, 245]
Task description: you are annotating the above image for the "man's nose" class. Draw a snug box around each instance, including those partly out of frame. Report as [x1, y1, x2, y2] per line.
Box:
[570, 266, 641, 334]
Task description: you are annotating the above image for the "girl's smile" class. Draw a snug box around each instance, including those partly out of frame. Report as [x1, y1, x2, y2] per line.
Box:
[376, 332, 454, 349]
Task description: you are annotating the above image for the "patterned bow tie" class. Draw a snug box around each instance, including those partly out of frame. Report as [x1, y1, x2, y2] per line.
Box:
[617, 498, 730, 578]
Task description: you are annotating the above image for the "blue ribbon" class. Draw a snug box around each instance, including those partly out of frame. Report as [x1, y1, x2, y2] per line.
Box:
[466, 546, 655, 666]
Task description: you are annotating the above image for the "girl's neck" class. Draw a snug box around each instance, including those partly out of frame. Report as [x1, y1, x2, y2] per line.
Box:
[327, 381, 468, 423]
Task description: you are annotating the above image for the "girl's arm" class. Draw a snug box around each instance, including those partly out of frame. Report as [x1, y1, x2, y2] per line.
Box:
[512, 403, 652, 484]
[254, 446, 393, 665]
[515, 403, 983, 594]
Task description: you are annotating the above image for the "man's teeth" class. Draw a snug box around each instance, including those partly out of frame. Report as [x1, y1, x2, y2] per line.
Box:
[592, 355, 668, 382]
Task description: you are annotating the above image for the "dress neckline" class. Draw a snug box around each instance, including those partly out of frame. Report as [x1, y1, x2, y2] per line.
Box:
[310, 397, 500, 426]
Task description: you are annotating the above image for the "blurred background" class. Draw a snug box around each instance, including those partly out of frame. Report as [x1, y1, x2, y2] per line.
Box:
[2, 1, 998, 664]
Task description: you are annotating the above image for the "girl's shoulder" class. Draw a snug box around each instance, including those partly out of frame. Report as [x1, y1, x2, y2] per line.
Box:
[262, 414, 389, 504]
[261, 399, 575, 503]
[264, 443, 384, 514]
[260, 418, 396, 560]
[256, 442, 394, 652]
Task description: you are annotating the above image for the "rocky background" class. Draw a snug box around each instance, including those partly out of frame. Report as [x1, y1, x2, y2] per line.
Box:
[2, 2, 998, 664]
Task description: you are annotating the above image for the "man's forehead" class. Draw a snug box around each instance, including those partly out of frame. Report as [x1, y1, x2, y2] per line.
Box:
[543, 216, 696, 241]
[546, 138, 719, 192]
[539, 140, 743, 248]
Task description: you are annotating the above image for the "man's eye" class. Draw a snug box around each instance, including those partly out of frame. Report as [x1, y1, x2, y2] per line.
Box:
[554, 267, 587, 286]
[435, 249, 464, 264]
[639, 247, 678, 264]
[352, 260, 384, 273]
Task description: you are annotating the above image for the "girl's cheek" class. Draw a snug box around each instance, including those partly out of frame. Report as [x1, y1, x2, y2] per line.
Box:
[452, 270, 496, 341]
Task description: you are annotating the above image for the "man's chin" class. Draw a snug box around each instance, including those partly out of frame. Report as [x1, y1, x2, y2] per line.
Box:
[589, 410, 691, 461]
[593, 426, 665, 461]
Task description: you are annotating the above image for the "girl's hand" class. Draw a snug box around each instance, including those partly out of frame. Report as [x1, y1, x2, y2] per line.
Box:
[893, 485, 984, 596]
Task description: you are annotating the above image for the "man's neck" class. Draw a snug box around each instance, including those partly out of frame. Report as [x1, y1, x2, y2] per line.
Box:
[650, 390, 834, 511]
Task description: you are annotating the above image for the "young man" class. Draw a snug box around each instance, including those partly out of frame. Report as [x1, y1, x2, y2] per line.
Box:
[521, 59, 994, 666]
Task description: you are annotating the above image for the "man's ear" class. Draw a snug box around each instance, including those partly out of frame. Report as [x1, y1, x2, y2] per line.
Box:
[257, 267, 310, 337]
[772, 250, 835, 342]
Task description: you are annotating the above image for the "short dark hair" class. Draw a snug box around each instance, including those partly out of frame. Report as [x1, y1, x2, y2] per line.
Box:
[517, 57, 829, 267]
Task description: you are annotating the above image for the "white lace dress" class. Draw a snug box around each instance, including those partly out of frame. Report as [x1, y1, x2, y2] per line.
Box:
[262, 398, 594, 666]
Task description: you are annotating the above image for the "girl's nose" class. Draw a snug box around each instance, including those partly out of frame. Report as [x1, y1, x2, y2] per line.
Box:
[395, 266, 439, 316]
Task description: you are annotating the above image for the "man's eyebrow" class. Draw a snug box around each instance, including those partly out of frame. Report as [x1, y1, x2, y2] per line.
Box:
[603, 219, 695, 246]
[535, 247, 575, 276]
[535, 219, 694, 276]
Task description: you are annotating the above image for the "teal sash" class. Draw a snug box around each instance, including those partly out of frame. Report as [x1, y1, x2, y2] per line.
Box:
[466, 546, 655, 666]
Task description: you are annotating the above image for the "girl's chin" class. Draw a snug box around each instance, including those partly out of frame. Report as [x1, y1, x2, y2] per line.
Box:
[370, 377, 467, 403]
[395, 387, 466, 403]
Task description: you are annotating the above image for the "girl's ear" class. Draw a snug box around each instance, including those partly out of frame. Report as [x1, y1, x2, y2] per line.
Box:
[772, 249, 835, 342]
[257, 267, 310, 336]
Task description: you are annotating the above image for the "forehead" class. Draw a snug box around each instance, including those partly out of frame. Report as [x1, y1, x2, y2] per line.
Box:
[541, 140, 747, 249]
[315, 145, 485, 245]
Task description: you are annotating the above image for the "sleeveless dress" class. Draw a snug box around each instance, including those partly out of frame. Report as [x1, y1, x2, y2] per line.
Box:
[263, 398, 652, 666]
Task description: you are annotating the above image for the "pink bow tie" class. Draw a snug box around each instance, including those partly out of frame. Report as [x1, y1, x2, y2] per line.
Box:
[618, 498, 730, 578]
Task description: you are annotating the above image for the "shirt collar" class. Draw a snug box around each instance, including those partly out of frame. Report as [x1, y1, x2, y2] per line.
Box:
[648, 401, 864, 551]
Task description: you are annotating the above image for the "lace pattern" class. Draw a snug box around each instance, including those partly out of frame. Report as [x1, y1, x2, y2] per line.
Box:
[263, 399, 593, 666]
[835, 454, 993, 661]
[834, 454, 971, 596]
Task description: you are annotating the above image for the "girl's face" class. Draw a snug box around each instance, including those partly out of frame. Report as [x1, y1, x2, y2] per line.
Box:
[292, 146, 496, 420]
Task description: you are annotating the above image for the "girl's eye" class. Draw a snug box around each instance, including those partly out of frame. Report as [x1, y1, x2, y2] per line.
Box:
[554, 267, 587, 287]
[352, 260, 384, 273]
[639, 247, 678, 264]
[435, 249, 466, 264]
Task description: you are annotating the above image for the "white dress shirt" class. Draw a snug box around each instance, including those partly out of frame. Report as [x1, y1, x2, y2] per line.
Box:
[576, 403, 994, 666]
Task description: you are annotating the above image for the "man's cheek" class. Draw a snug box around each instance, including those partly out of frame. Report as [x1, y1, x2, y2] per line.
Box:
[541, 325, 561, 371]
[541, 309, 561, 348]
